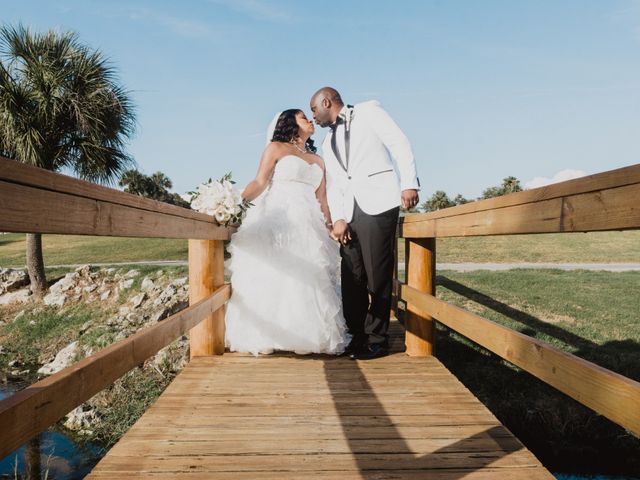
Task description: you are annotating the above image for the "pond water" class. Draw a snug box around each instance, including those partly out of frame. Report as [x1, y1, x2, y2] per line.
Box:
[0, 384, 103, 479]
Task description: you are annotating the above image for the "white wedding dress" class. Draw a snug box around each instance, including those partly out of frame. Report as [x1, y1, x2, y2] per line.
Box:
[224, 155, 351, 356]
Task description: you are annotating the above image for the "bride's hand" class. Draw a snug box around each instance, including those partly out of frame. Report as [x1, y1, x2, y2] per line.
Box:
[332, 220, 351, 245]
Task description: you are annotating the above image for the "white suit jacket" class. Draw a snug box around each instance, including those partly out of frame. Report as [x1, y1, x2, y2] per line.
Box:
[322, 100, 420, 223]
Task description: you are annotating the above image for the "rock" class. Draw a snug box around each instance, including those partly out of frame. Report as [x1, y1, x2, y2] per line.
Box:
[79, 321, 93, 334]
[75, 265, 92, 276]
[0, 268, 29, 294]
[172, 277, 188, 287]
[118, 306, 131, 316]
[130, 292, 146, 309]
[29, 320, 36, 326]
[83, 284, 98, 293]
[120, 279, 134, 290]
[103, 268, 116, 275]
[38, 341, 79, 375]
[100, 290, 110, 301]
[43, 290, 67, 307]
[0, 345, 5, 355]
[106, 315, 124, 327]
[49, 273, 78, 293]
[125, 312, 143, 326]
[153, 285, 177, 307]
[141, 277, 155, 292]
[0, 288, 31, 305]
[64, 405, 99, 431]
[124, 269, 140, 279]
[8, 359, 19, 367]
[149, 307, 171, 323]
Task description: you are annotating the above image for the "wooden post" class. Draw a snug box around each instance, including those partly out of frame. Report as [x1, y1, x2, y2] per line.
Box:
[188, 239, 225, 357]
[404, 237, 436, 356]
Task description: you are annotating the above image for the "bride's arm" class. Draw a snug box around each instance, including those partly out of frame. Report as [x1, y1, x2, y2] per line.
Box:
[241, 144, 280, 202]
[314, 157, 334, 233]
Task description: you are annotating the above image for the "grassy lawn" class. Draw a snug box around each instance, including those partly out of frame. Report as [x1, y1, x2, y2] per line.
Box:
[398, 230, 640, 263]
[1, 230, 639, 268]
[429, 269, 640, 475]
[0, 233, 187, 267]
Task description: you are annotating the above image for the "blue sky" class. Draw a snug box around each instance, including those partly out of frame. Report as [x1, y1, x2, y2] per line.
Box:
[3, 0, 640, 199]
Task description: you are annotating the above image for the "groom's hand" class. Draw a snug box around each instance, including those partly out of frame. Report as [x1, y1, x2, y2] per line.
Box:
[332, 220, 351, 245]
[401, 189, 419, 210]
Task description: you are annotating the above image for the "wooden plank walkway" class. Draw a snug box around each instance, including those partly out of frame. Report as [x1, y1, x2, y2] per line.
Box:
[87, 322, 553, 479]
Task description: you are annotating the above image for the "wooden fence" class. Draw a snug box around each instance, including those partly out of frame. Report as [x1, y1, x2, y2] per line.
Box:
[1, 156, 639, 462]
[397, 163, 640, 437]
[0, 157, 232, 459]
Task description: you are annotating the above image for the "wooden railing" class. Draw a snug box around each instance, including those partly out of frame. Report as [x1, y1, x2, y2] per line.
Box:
[0, 157, 231, 459]
[397, 163, 640, 437]
[2, 155, 639, 462]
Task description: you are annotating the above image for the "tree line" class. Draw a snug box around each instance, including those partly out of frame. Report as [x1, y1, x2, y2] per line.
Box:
[415, 176, 523, 213]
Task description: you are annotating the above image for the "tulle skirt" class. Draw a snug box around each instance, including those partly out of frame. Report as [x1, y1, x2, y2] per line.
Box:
[224, 181, 350, 356]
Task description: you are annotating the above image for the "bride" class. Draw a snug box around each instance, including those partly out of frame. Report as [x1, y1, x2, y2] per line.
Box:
[224, 109, 351, 355]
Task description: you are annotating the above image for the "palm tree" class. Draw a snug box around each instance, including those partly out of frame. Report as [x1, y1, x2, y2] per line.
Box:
[421, 190, 454, 212]
[119, 169, 190, 208]
[501, 175, 522, 194]
[0, 24, 135, 297]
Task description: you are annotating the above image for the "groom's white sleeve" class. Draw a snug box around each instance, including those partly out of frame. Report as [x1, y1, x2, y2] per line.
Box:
[323, 143, 347, 223]
[366, 102, 420, 191]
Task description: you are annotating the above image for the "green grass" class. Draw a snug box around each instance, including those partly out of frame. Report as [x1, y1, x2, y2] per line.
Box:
[0, 302, 116, 373]
[1, 230, 639, 268]
[398, 230, 640, 263]
[0, 233, 187, 267]
[429, 269, 640, 475]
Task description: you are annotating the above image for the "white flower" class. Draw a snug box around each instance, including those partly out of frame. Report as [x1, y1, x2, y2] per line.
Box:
[190, 173, 249, 226]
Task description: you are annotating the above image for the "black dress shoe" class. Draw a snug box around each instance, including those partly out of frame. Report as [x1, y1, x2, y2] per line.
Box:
[342, 340, 361, 357]
[353, 343, 389, 360]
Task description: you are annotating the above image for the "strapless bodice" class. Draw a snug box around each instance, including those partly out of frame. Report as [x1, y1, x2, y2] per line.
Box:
[271, 155, 322, 190]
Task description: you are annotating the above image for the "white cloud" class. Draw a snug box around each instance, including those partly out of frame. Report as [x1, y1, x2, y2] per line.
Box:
[126, 8, 214, 39]
[208, 0, 291, 23]
[525, 169, 588, 190]
[87, 5, 214, 39]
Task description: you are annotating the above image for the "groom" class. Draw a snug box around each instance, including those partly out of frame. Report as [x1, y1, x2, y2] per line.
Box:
[310, 87, 420, 360]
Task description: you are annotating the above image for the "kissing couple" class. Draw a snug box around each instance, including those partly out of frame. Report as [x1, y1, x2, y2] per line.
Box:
[224, 87, 420, 360]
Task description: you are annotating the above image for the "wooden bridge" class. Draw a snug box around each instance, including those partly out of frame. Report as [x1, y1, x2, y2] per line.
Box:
[1, 157, 639, 478]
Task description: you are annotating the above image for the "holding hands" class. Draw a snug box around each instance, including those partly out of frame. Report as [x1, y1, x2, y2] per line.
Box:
[331, 219, 351, 245]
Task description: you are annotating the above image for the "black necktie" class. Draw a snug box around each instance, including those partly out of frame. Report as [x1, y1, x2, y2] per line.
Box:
[330, 117, 347, 172]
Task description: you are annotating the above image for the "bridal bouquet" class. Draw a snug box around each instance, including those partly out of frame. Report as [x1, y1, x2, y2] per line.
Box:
[189, 173, 251, 226]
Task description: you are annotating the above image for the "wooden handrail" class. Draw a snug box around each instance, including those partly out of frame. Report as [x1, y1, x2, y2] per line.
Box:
[398, 163, 640, 437]
[400, 284, 640, 437]
[0, 284, 231, 459]
[401, 163, 640, 238]
[0, 156, 231, 240]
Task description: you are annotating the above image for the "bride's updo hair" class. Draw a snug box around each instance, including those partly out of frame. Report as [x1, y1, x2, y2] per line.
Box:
[271, 109, 317, 153]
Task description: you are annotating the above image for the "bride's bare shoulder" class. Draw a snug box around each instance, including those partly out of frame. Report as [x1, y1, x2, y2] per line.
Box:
[262, 142, 288, 161]
[311, 153, 325, 168]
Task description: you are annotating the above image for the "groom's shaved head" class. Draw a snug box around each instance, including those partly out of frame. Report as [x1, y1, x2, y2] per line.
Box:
[311, 87, 344, 106]
[310, 87, 344, 128]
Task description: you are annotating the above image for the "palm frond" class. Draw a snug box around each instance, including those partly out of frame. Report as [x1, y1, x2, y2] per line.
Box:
[0, 23, 137, 184]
